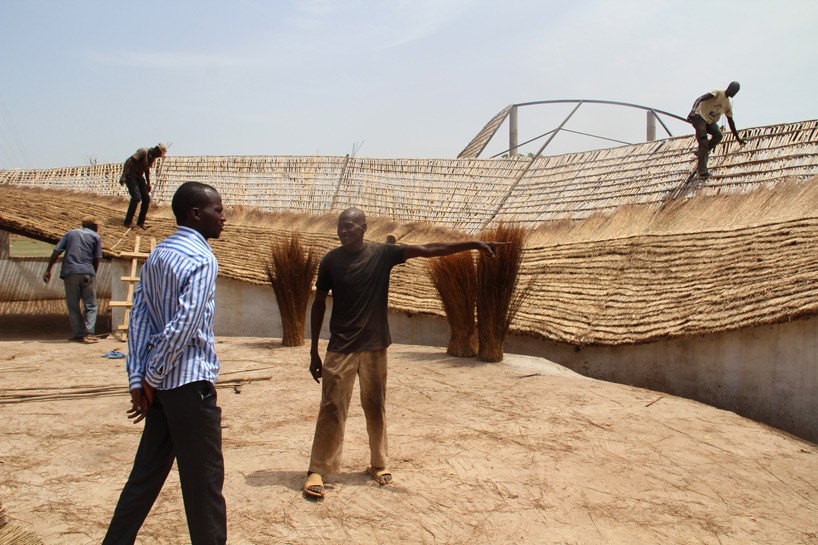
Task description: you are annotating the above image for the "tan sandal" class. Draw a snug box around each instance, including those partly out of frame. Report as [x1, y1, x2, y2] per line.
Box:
[303, 472, 324, 498]
[366, 466, 393, 486]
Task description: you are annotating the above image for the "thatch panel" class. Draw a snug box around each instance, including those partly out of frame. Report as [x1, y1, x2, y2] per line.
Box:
[3, 182, 818, 346]
[0, 121, 818, 345]
[506, 218, 818, 344]
[492, 120, 818, 224]
[334, 157, 525, 232]
[457, 105, 513, 159]
[3, 121, 818, 230]
[0, 162, 122, 195]
[153, 155, 346, 214]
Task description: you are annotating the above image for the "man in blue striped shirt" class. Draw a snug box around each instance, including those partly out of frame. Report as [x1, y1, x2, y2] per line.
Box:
[102, 181, 227, 545]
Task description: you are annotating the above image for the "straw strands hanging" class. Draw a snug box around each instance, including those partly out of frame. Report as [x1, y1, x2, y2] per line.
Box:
[0, 502, 43, 545]
[263, 234, 320, 346]
[476, 224, 531, 362]
[427, 252, 478, 357]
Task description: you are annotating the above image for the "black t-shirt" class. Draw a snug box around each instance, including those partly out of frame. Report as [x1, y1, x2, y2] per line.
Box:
[316, 242, 406, 353]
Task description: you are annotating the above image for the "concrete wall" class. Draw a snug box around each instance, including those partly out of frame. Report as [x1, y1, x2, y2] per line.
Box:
[504, 322, 818, 444]
[1, 258, 114, 301]
[104, 260, 818, 444]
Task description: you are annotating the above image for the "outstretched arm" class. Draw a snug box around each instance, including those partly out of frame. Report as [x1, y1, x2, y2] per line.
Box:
[309, 290, 328, 383]
[403, 240, 505, 260]
[727, 116, 745, 145]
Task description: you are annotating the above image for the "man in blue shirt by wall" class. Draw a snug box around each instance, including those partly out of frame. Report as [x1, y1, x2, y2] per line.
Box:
[43, 215, 102, 343]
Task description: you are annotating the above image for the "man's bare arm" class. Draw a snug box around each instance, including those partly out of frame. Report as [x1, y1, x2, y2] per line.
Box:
[309, 290, 328, 383]
[403, 241, 506, 260]
[727, 117, 745, 145]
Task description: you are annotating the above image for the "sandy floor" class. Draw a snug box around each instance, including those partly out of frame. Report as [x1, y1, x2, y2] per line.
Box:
[1, 329, 817, 545]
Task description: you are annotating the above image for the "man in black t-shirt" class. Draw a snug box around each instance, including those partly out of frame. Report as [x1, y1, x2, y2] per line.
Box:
[304, 207, 503, 498]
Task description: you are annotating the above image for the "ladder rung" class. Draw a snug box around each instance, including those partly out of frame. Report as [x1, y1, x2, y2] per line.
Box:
[109, 301, 132, 307]
[120, 276, 140, 282]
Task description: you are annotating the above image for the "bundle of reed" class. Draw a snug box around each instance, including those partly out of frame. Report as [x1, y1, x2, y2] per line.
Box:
[263, 234, 320, 346]
[0, 526, 44, 545]
[427, 252, 477, 357]
[476, 224, 531, 362]
[0, 502, 43, 545]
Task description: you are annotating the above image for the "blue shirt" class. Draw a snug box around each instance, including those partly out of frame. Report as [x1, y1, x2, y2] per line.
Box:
[126, 226, 220, 391]
[54, 227, 102, 278]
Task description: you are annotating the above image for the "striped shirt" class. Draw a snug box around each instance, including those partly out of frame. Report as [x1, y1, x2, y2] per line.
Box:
[126, 226, 220, 392]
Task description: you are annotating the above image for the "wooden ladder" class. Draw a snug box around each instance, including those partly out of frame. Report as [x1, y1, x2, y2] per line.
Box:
[110, 235, 155, 342]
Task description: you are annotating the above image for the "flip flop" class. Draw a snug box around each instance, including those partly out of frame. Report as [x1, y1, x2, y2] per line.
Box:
[303, 472, 324, 498]
[366, 466, 393, 486]
[101, 350, 126, 359]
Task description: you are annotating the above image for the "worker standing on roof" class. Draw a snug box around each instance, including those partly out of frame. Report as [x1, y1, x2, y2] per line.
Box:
[120, 143, 167, 229]
[687, 81, 745, 179]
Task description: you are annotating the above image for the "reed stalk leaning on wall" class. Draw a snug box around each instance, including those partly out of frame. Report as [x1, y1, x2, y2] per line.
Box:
[263, 234, 320, 347]
[476, 224, 532, 362]
[427, 252, 478, 357]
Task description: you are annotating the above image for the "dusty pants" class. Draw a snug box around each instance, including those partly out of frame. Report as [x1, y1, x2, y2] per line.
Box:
[309, 349, 388, 476]
[690, 114, 722, 174]
[124, 174, 151, 226]
[63, 273, 97, 338]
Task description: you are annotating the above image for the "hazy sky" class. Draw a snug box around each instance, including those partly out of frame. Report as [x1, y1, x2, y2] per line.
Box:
[1, 0, 816, 169]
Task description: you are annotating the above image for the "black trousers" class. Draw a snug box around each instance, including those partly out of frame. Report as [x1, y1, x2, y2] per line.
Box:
[102, 381, 226, 545]
[689, 114, 722, 174]
[124, 174, 151, 226]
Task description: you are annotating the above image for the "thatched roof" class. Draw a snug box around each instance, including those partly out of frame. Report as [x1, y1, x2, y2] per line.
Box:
[2, 174, 818, 347]
[4, 120, 818, 345]
[3, 120, 818, 232]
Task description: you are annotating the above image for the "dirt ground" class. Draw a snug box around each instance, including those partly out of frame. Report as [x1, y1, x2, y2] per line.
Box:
[1, 318, 817, 545]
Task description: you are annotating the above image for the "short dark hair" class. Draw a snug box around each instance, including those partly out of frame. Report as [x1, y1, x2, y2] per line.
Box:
[171, 181, 218, 224]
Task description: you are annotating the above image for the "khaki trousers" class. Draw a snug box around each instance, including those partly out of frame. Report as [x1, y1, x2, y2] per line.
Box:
[309, 349, 388, 476]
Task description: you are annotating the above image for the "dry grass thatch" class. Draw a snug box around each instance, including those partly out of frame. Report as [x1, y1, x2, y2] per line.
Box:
[4, 119, 817, 231]
[0, 525, 44, 545]
[263, 234, 320, 346]
[476, 224, 531, 362]
[0, 502, 43, 545]
[4, 176, 818, 347]
[427, 252, 478, 357]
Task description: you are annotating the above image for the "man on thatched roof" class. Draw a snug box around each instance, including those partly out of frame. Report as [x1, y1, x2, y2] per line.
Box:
[303, 207, 503, 499]
[687, 81, 745, 179]
[119, 142, 167, 229]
